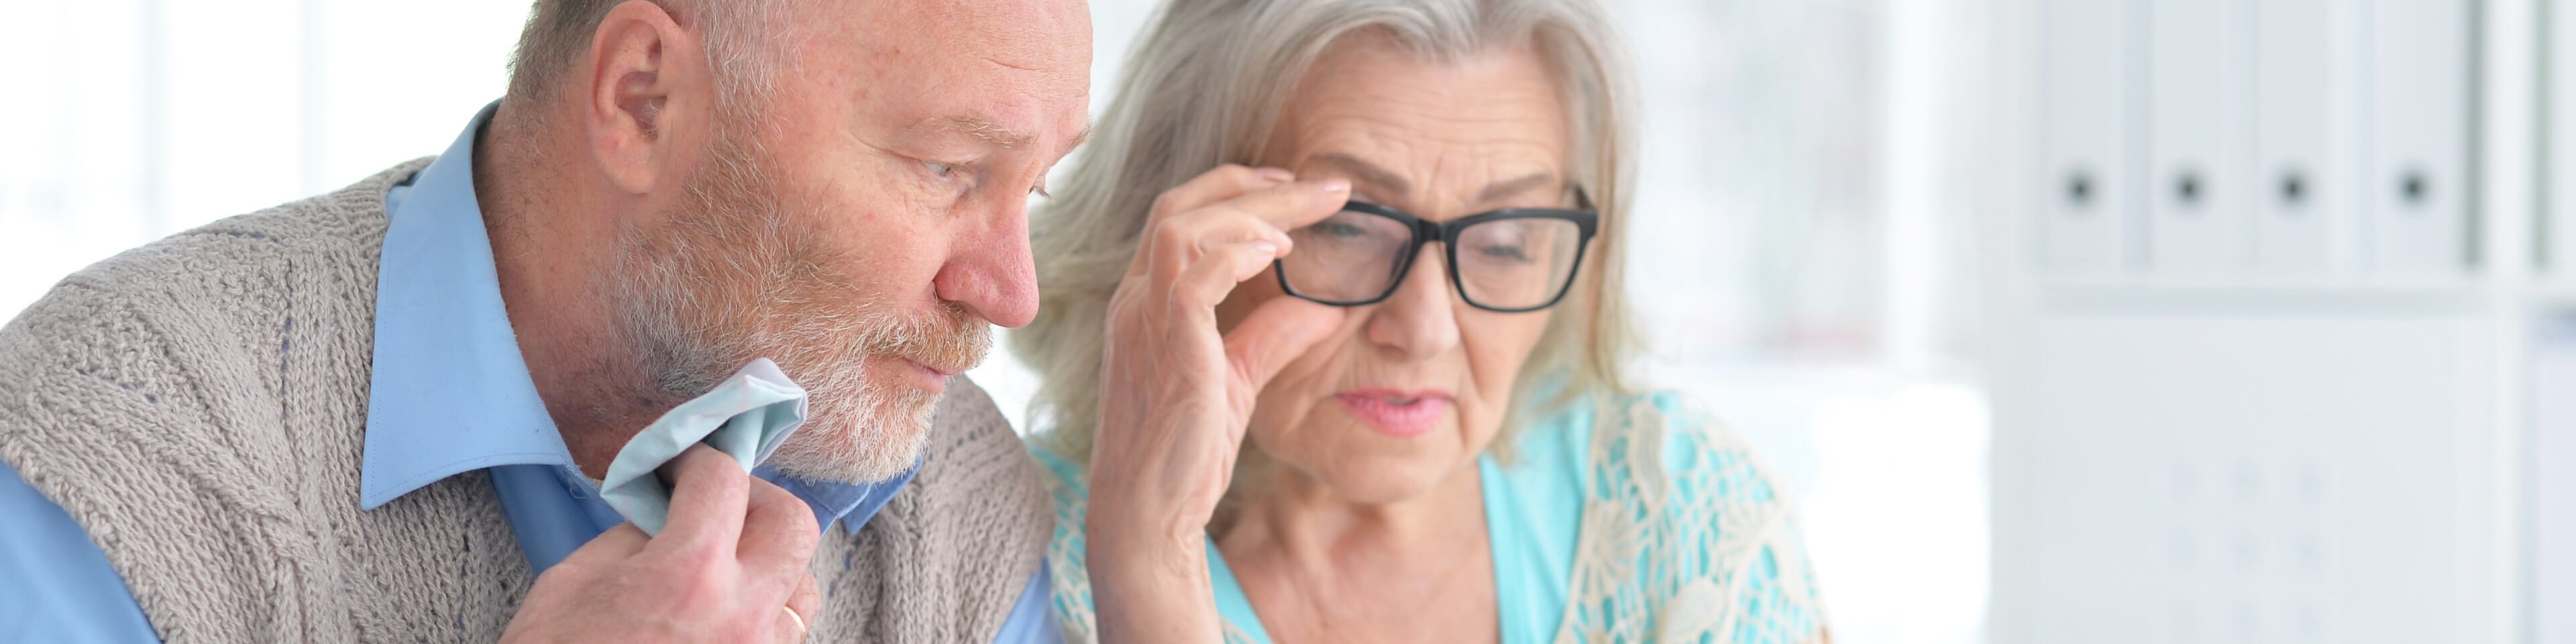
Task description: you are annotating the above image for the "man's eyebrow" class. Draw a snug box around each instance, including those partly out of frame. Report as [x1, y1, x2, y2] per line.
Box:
[1311, 152, 1411, 198]
[920, 114, 1036, 150]
[914, 117, 1093, 158]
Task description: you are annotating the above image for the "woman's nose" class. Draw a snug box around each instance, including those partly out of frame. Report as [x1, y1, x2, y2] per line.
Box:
[1364, 246, 1462, 361]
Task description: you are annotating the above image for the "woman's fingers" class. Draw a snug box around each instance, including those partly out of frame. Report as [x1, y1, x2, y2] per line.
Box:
[1148, 164, 1295, 221]
[1170, 239, 1284, 309]
[1213, 177, 1351, 231]
[1139, 178, 1351, 284]
[1173, 178, 1349, 252]
[1221, 295, 1344, 404]
[1127, 165, 1293, 278]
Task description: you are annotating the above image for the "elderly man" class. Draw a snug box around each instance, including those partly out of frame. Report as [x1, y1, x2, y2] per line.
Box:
[0, 0, 1088, 640]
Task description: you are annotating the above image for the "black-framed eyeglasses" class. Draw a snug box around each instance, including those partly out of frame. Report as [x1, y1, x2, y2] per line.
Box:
[1273, 199, 1599, 313]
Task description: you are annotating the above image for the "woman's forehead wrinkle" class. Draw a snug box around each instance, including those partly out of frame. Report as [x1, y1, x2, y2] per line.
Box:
[1307, 150, 1556, 208]
[1474, 172, 1557, 203]
[1311, 152, 1413, 198]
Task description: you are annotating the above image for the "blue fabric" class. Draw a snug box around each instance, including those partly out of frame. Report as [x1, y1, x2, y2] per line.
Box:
[1203, 539, 1274, 643]
[0, 463, 160, 641]
[0, 102, 1057, 643]
[998, 565, 1065, 643]
[1479, 411, 1587, 642]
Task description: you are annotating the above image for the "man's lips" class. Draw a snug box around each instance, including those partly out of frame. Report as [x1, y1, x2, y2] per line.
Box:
[904, 358, 963, 377]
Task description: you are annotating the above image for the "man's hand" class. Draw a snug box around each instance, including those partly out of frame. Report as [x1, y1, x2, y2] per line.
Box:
[500, 445, 822, 643]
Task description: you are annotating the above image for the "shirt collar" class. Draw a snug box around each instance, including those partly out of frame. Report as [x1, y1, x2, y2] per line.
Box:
[359, 103, 913, 536]
[360, 103, 565, 510]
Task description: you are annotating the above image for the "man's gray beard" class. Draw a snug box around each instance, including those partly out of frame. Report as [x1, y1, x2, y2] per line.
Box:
[604, 129, 989, 484]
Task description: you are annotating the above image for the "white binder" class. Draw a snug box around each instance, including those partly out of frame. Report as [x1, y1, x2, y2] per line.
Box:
[2038, 0, 2132, 276]
[2363, 0, 2470, 276]
[2536, 321, 2576, 644]
[2251, 0, 2341, 274]
[2552, 0, 2576, 278]
[2145, 0, 2252, 275]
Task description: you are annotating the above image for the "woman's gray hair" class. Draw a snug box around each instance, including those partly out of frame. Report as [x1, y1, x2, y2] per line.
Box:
[1014, 0, 1642, 472]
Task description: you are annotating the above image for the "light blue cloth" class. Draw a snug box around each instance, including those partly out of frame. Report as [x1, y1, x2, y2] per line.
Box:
[599, 358, 809, 536]
[0, 102, 1058, 643]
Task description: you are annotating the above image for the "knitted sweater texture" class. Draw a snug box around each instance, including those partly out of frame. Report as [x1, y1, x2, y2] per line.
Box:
[0, 160, 1051, 642]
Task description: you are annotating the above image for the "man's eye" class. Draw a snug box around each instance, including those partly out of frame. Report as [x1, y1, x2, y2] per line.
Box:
[924, 161, 957, 178]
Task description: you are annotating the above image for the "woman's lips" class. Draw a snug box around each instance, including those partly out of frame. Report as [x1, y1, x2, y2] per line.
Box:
[1335, 389, 1452, 437]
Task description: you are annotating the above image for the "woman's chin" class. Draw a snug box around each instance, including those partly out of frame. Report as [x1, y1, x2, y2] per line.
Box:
[1254, 414, 1488, 505]
[1305, 453, 1468, 505]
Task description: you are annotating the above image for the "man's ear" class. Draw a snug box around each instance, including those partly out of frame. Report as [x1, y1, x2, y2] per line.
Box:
[582, 0, 714, 195]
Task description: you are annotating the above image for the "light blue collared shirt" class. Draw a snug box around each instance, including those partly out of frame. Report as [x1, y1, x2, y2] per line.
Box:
[0, 103, 1058, 642]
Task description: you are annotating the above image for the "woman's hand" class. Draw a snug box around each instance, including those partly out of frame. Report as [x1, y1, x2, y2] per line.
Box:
[1086, 164, 1348, 642]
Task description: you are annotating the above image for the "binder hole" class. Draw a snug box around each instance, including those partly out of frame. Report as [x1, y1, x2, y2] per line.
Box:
[2277, 172, 2306, 211]
[2174, 172, 2203, 210]
[2065, 171, 2094, 208]
[2400, 170, 2428, 209]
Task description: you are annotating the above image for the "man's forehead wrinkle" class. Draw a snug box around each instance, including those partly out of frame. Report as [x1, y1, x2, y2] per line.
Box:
[983, 55, 1041, 72]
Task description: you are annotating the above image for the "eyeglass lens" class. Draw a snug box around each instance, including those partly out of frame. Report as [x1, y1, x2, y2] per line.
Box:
[1278, 207, 1583, 310]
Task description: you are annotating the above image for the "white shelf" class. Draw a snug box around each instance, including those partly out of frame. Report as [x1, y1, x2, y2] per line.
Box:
[1988, 1, 2542, 642]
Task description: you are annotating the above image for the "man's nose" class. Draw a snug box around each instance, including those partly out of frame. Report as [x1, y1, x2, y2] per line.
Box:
[933, 201, 1040, 328]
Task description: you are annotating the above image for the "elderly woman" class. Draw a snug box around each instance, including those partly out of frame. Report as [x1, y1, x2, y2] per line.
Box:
[1011, 0, 1825, 641]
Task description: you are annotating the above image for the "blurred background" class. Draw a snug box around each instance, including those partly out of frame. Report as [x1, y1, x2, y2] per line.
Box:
[5, 0, 2565, 643]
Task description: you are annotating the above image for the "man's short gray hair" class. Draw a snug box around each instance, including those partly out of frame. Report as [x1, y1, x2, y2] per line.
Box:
[503, 0, 789, 117]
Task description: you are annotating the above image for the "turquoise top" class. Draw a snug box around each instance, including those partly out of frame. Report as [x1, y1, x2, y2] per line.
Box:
[1034, 390, 1825, 643]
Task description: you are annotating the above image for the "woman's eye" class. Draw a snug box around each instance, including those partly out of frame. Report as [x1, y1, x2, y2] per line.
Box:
[1477, 243, 1534, 263]
[1319, 222, 1368, 238]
